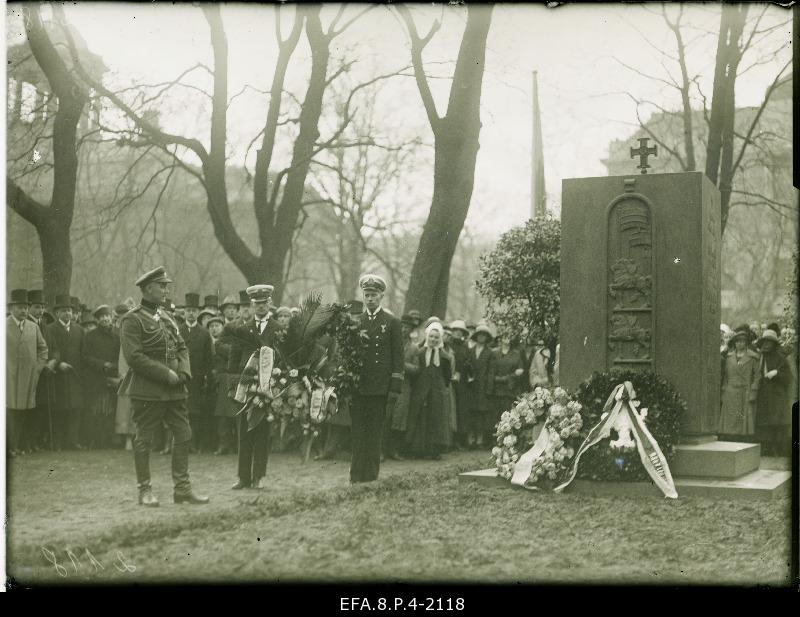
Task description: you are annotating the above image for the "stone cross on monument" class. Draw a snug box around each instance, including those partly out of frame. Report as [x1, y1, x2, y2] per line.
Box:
[630, 137, 658, 174]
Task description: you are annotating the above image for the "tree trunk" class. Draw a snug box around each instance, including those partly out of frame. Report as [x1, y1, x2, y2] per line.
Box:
[705, 4, 748, 233]
[6, 6, 86, 301]
[403, 5, 493, 318]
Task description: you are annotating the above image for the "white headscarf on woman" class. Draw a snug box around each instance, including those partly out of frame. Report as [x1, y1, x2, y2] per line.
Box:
[424, 321, 444, 367]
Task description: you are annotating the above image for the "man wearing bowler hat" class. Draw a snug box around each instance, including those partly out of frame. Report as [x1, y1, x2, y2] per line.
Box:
[350, 274, 404, 483]
[226, 284, 281, 489]
[118, 266, 208, 506]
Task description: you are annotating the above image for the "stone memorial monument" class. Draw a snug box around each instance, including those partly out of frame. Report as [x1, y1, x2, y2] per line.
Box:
[559, 139, 721, 436]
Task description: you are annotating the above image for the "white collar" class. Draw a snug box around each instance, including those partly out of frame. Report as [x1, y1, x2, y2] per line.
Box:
[366, 306, 382, 317]
[10, 315, 24, 328]
[60, 319, 71, 329]
[186, 320, 197, 328]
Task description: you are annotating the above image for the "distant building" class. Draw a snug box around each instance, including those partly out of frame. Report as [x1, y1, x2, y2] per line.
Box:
[601, 75, 795, 325]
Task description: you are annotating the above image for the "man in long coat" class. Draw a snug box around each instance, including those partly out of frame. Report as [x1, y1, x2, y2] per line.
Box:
[82, 305, 121, 448]
[179, 293, 215, 453]
[226, 284, 281, 489]
[26, 289, 54, 451]
[46, 294, 86, 450]
[208, 315, 237, 455]
[350, 274, 404, 483]
[7, 289, 49, 455]
[119, 266, 208, 506]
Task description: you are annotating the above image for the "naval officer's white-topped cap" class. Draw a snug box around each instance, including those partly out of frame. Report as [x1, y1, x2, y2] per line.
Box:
[359, 273, 387, 293]
[246, 284, 274, 302]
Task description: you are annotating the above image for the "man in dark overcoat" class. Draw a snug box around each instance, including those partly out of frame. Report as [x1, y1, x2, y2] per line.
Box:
[26, 289, 55, 451]
[350, 274, 404, 483]
[179, 293, 215, 453]
[118, 267, 208, 506]
[46, 295, 86, 450]
[226, 284, 281, 489]
[82, 305, 121, 448]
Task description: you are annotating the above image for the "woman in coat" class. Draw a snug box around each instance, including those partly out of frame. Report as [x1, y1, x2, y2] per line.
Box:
[468, 323, 495, 449]
[719, 325, 760, 438]
[488, 332, 526, 429]
[383, 314, 420, 460]
[405, 322, 453, 460]
[755, 329, 794, 456]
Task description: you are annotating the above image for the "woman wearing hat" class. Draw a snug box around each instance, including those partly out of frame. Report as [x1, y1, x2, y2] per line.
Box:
[754, 328, 794, 456]
[468, 323, 496, 449]
[719, 325, 760, 438]
[405, 322, 453, 460]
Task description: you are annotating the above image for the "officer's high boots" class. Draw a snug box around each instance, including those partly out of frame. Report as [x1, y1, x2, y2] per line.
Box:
[134, 437, 159, 507]
[171, 440, 209, 504]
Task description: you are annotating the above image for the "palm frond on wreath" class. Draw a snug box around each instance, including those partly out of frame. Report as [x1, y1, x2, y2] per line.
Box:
[278, 293, 339, 368]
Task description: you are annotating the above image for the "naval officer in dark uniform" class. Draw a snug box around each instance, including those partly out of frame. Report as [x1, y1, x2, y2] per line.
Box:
[118, 267, 209, 507]
[226, 284, 281, 490]
[350, 274, 404, 483]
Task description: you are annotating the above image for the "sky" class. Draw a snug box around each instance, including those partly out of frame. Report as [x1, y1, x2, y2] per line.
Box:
[5, 2, 793, 239]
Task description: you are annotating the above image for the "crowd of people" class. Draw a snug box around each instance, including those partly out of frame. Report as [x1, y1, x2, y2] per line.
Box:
[719, 321, 796, 456]
[6, 285, 795, 464]
[6, 286, 559, 462]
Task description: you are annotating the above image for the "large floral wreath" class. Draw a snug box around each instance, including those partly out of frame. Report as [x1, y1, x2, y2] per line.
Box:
[493, 387, 584, 489]
[493, 370, 684, 493]
[233, 294, 365, 459]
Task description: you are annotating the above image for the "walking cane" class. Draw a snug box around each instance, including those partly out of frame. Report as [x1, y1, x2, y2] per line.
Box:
[46, 373, 55, 451]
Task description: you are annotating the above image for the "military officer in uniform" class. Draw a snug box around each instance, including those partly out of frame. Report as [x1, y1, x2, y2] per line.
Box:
[118, 267, 209, 507]
[350, 274, 404, 483]
[226, 284, 280, 490]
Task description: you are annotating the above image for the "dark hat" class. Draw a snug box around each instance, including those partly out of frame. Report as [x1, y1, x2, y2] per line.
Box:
[407, 309, 422, 326]
[359, 273, 387, 293]
[730, 324, 751, 343]
[80, 309, 96, 325]
[203, 294, 219, 308]
[197, 309, 216, 324]
[114, 304, 130, 316]
[70, 296, 81, 310]
[401, 313, 417, 327]
[8, 289, 29, 305]
[93, 304, 112, 319]
[135, 266, 173, 288]
[245, 285, 273, 302]
[184, 292, 201, 309]
[206, 315, 224, 328]
[53, 294, 72, 310]
[220, 294, 239, 310]
[346, 300, 363, 315]
[27, 289, 44, 305]
[238, 290, 249, 306]
[766, 322, 781, 336]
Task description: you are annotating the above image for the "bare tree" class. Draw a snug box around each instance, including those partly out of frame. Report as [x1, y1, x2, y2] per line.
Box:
[396, 4, 494, 319]
[307, 81, 421, 301]
[63, 3, 378, 303]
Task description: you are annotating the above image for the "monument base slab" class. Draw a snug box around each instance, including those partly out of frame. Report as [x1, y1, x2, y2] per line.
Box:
[458, 468, 790, 501]
[672, 441, 761, 479]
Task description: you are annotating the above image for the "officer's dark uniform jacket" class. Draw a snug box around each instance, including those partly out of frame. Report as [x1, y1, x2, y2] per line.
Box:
[357, 308, 404, 396]
[118, 301, 191, 401]
[225, 314, 281, 376]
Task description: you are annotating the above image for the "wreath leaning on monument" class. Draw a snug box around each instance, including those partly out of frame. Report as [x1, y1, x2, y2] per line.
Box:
[572, 369, 685, 482]
[492, 369, 685, 489]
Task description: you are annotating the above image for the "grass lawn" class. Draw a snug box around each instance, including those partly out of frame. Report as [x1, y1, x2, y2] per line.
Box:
[5, 448, 792, 586]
